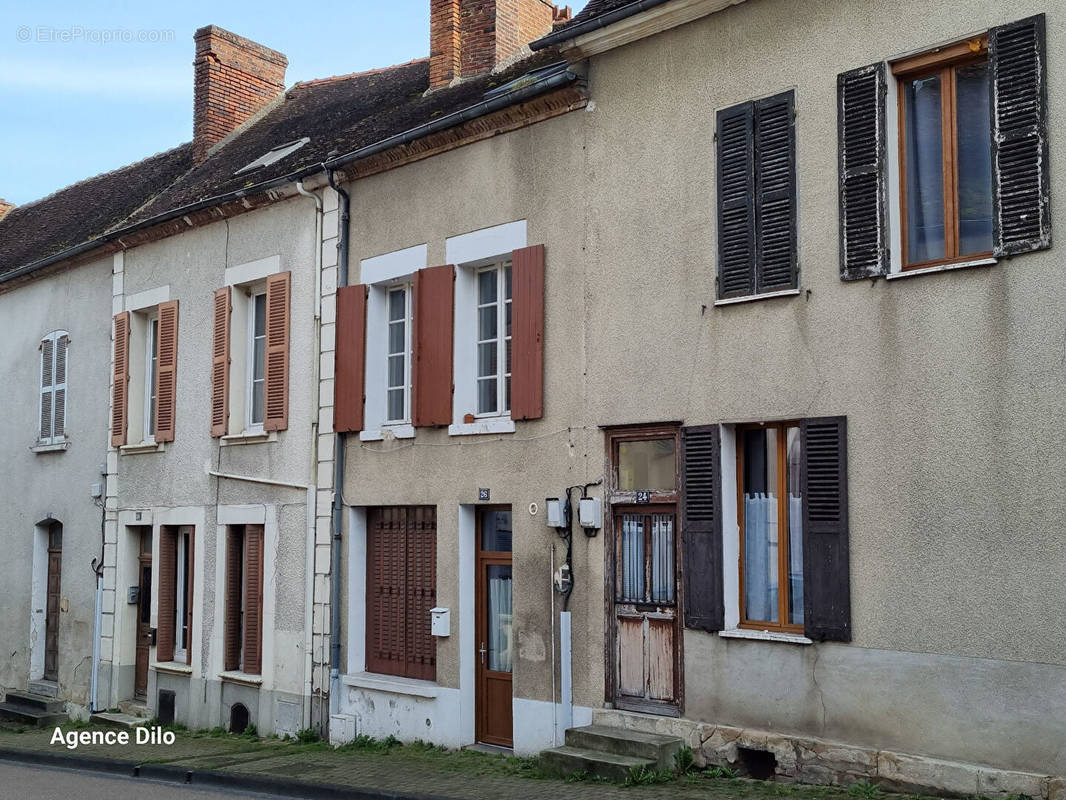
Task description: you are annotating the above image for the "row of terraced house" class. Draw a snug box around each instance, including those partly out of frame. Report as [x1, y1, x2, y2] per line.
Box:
[0, 0, 1063, 795]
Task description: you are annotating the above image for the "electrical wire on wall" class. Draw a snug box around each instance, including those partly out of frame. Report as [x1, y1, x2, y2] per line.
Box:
[556, 479, 602, 611]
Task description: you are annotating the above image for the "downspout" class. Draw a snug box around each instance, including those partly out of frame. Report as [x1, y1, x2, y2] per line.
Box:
[89, 486, 106, 713]
[326, 169, 350, 723]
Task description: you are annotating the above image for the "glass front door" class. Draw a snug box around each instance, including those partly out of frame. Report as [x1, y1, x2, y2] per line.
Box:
[476, 508, 513, 747]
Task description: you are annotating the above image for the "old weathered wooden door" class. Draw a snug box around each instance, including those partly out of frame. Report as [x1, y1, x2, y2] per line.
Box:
[44, 523, 63, 682]
[135, 528, 153, 698]
[476, 508, 513, 747]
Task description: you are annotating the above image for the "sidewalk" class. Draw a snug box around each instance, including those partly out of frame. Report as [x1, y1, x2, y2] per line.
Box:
[0, 724, 939, 800]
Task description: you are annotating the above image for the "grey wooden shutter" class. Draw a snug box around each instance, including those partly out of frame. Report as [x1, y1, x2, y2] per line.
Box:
[39, 336, 54, 442]
[801, 416, 851, 642]
[717, 102, 756, 299]
[838, 63, 889, 279]
[754, 91, 798, 292]
[681, 425, 724, 632]
[990, 14, 1050, 256]
[53, 335, 67, 439]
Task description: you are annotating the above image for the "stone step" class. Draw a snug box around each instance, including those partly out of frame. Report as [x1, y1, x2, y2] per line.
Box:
[564, 725, 683, 770]
[90, 712, 148, 729]
[3, 691, 65, 714]
[27, 680, 57, 699]
[540, 745, 657, 782]
[117, 699, 151, 718]
[0, 703, 67, 728]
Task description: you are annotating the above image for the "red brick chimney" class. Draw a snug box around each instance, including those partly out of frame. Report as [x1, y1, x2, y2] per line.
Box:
[0, 199, 14, 221]
[192, 26, 287, 162]
[429, 0, 567, 91]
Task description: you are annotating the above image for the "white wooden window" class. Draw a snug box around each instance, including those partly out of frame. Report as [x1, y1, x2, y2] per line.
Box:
[247, 291, 267, 429]
[475, 261, 512, 417]
[39, 331, 69, 445]
[385, 285, 412, 424]
[143, 313, 159, 442]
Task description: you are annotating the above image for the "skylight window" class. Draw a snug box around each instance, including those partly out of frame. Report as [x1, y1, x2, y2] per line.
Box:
[234, 137, 310, 175]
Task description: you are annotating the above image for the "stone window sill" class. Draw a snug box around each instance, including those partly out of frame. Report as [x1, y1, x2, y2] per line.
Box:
[152, 661, 192, 676]
[342, 671, 440, 698]
[359, 424, 416, 442]
[121, 442, 165, 455]
[31, 441, 70, 453]
[221, 431, 277, 446]
[885, 257, 997, 280]
[714, 288, 800, 306]
[718, 628, 812, 645]
[448, 417, 515, 437]
[219, 670, 263, 686]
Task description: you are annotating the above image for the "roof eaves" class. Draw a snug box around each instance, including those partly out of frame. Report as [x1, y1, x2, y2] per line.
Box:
[530, 0, 674, 50]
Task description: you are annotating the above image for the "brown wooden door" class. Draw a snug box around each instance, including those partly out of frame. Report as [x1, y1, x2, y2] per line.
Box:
[135, 529, 153, 698]
[475, 508, 513, 747]
[612, 505, 681, 715]
[44, 524, 63, 682]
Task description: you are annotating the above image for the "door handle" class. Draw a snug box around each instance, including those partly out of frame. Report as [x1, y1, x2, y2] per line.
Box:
[479, 642, 487, 665]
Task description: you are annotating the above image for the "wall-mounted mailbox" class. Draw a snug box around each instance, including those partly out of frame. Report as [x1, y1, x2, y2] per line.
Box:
[430, 607, 450, 637]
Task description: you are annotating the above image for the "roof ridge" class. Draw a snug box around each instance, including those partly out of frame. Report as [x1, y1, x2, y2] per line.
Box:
[291, 56, 429, 90]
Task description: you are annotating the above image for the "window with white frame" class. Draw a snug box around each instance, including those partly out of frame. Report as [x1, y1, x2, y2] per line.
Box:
[247, 290, 267, 430]
[475, 260, 512, 416]
[173, 527, 193, 662]
[385, 284, 412, 424]
[39, 331, 69, 445]
[144, 313, 159, 442]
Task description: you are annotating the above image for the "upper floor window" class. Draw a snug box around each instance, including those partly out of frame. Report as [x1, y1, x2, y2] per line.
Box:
[144, 312, 159, 442]
[385, 284, 412, 424]
[476, 260, 511, 416]
[248, 289, 267, 430]
[39, 330, 69, 445]
[111, 301, 178, 448]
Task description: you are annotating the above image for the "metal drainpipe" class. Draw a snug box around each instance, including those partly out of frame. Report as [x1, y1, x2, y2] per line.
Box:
[326, 169, 350, 724]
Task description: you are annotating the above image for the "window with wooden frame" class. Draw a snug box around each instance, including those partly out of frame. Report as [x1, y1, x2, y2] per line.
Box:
[475, 260, 512, 417]
[38, 330, 69, 445]
[894, 37, 993, 270]
[113, 301, 178, 448]
[223, 524, 264, 675]
[156, 525, 194, 666]
[736, 421, 804, 633]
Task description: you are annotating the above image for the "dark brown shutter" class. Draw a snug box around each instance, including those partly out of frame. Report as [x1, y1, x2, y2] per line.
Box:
[154, 300, 179, 443]
[405, 507, 437, 681]
[223, 527, 242, 671]
[156, 527, 177, 663]
[210, 288, 231, 438]
[838, 63, 889, 280]
[754, 91, 798, 292]
[185, 526, 195, 666]
[681, 425, 724, 632]
[334, 284, 368, 433]
[510, 245, 544, 421]
[263, 272, 291, 431]
[717, 102, 756, 299]
[801, 416, 851, 642]
[243, 524, 264, 674]
[366, 507, 407, 676]
[990, 14, 1050, 256]
[111, 312, 130, 447]
[413, 265, 454, 427]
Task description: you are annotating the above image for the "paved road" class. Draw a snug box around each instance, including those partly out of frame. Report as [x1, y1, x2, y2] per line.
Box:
[0, 761, 281, 800]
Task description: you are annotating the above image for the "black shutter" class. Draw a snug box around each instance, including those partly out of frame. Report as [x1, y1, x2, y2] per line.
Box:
[990, 14, 1050, 256]
[754, 91, 798, 292]
[681, 425, 724, 632]
[801, 416, 851, 642]
[717, 102, 756, 299]
[838, 63, 889, 280]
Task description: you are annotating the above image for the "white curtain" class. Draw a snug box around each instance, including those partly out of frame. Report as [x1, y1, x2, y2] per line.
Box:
[650, 515, 674, 603]
[487, 571, 513, 673]
[620, 516, 644, 602]
[744, 493, 779, 622]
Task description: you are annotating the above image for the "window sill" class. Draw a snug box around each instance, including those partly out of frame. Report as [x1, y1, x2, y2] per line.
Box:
[886, 257, 997, 280]
[448, 417, 516, 436]
[359, 424, 416, 442]
[31, 441, 70, 454]
[714, 288, 800, 306]
[120, 442, 165, 455]
[718, 628, 812, 645]
[342, 672, 440, 698]
[218, 670, 263, 687]
[221, 430, 277, 446]
[152, 661, 192, 676]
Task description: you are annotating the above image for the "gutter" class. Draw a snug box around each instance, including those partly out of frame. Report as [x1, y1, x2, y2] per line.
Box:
[530, 0, 674, 50]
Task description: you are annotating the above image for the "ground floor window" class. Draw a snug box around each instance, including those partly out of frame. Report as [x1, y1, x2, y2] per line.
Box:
[157, 525, 194, 665]
[224, 524, 264, 675]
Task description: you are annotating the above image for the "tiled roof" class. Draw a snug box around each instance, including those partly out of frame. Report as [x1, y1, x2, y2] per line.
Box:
[532, 0, 674, 48]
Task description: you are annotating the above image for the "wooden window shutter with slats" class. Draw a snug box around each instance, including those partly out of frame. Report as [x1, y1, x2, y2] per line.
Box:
[111, 312, 130, 447]
[53, 335, 67, 440]
[39, 332, 68, 443]
[510, 245, 545, 421]
[405, 507, 437, 681]
[263, 272, 291, 431]
[40, 336, 54, 442]
[156, 527, 177, 663]
[223, 527, 243, 671]
[366, 507, 408, 675]
[334, 284, 368, 433]
[243, 524, 265, 674]
[413, 265, 454, 427]
[801, 416, 851, 642]
[838, 63, 889, 280]
[717, 103, 757, 298]
[185, 526, 195, 666]
[754, 91, 798, 292]
[681, 425, 724, 632]
[154, 300, 179, 443]
[210, 288, 231, 438]
[990, 14, 1050, 256]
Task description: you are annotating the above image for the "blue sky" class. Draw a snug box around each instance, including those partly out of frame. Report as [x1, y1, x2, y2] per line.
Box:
[0, 1, 586, 207]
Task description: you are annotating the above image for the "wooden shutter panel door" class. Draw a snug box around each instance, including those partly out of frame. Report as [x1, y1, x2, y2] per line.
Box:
[405, 507, 437, 681]
[366, 508, 408, 675]
[154, 300, 179, 443]
[156, 527, 177, 663]
[185, 526, 195, 666]
[210, 288, 231, 438]
[111, 312, 130, 446]
[243, 524, 265, 674]
[413, 265, 455, 427]
[838, 63, 889, 280]
[801, 416, 851, 642]
[263, 272, 291, 431]
[681, 425, 724, 632]
[510, 245, 545, 421]
[335, 284, 368, 433]
[223, 527, 242, 671]
[717, 102, 757, 299]
[990, 14, 1050, 256]
[53, 335, 67, 439]
[754, 91, 798, 292]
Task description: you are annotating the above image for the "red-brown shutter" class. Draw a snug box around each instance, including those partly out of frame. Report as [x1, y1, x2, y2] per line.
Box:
[210, 288, 231, 438]
[412, 265, 454, 427]
[223, 527, 242, 671]
[111, 312, 130, 447]
[263, 272, 291, 432]
[510, 245, 545, 421]
[156, 527, 177, 663]
[366, 507, 407, 676]
[243, 524, 265, 674]
[185, 526, 195, 666]
[405, 507, 437, 681]
[154, 300, 179, 443]
[334, 284, 368, 433]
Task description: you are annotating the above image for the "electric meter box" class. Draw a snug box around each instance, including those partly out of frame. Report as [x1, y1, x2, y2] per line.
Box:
[545, 497, 565, 528]
[579, 497, 602, 529]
